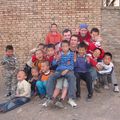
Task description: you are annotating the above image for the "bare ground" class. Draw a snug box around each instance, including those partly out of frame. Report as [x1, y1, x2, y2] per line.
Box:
[0, 81, 120, 120]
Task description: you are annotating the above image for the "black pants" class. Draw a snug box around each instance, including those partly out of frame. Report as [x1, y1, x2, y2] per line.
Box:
[75, 72, 93, 96]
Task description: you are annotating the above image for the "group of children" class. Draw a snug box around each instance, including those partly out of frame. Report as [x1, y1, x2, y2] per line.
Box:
[0, 23, 119, 112]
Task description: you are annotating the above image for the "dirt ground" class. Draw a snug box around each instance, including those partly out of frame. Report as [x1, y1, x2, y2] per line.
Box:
[0, 80, 120, 120]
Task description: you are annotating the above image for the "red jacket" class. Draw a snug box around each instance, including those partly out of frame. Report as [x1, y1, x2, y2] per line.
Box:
[78, 31, 91, 43]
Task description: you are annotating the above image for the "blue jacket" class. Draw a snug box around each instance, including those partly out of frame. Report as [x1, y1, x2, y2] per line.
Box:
[74, 55, 91, 73]
[52, 51, 74, 72]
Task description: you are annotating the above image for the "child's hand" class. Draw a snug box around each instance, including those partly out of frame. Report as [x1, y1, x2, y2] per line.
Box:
[96, 64, 103, 71]
[61, 70, 69, 76]
[54, 53, 61, 61]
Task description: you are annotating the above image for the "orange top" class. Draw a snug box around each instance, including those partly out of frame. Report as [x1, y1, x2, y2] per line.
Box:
[45, 32, 62, 45]
[41, 71, 53, 81]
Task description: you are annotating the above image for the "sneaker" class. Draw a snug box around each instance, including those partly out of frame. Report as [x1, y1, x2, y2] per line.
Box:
[42, 99, 53, 107]
[55, 101, 64, 109]
[104, 85, 109, 90]
[86, 94, 93, 102]
[4, 92, 11, 97]
[114, 86, 119, 93]
[68, 98, 77, 107]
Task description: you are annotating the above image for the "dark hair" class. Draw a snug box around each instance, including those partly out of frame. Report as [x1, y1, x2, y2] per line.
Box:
[78, 42, 87, 49]
[62, 29, 72, 35]
[70, 34, 79, 41]
[93, 48, 102, 55]
[104, 52, 112, 59]
[51, 23, 57, 27]
[47, 44, 55, 49]
[91, 28, 99, 34]
[6, 45, 14, 51]
[37, 43, 45, 48]
[61, 40, 70, 46]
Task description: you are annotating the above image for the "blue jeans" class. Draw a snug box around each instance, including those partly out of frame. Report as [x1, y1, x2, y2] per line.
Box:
[46, 71, 76, 99]
[0, 97, 30, 112]
[36, 81, 47, 95]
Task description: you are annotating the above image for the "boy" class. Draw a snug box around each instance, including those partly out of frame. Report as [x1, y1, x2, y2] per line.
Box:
[43, 40, 77, 107]
[74, 42, 98, 100]
[1, 45, 19, 97]
[29, 67, 40, 96]
[98, 52, 119, 91]
[36, 61, 53, 98]
[0, 70, 31, 112]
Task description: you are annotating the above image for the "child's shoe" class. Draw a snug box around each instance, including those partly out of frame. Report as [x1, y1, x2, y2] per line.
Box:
[42, 98, 53, 107]
[4, 92, 11, 97]
[114, 86, 119, 93]
[68, 98, 77, 107]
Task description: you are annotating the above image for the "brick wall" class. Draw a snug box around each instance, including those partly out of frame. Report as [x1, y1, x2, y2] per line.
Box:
[101, 7, 120, 78]
[0, 0, 102, 70]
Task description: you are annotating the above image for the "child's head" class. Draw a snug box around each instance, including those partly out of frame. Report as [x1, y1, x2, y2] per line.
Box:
[93, 48, 102, 58]
[103, 52, 112, 65]
[90, 28, 99, 40]
[17, 70, 27, 81]
[5, 45, 14, 57]
[47, 44, 55, 57]
[31, 67, 39, 77]
[41, 61, 50, 73]
[78, 42, 87, 56]
[37, 43, 45, 50]
[35, 49, 43, 60]
[61, 40, 70, 53]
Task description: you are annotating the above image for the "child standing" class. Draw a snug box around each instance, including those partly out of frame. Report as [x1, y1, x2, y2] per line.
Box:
[0, 70, 31, 112]
[1, 45, 19, 97]
[29, 67, 40, 96]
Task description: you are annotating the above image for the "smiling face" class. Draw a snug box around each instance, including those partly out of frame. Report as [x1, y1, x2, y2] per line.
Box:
[17, 71, 26, 81]
[70, 36, 79, 48]
[35, 50, 43, 60]
[31, 68, 39, 77]
[63, 31, 72, 41]
[93, 49, 101, 58]
[51, 24, 57, 33]
[103, 55, 112, 65]
[41, 62, 49, 73]
[78, 47, 86, 56]
[47, 47, 55, 57]
[6, 50, 14, 57]
[61, 42, 69, 53]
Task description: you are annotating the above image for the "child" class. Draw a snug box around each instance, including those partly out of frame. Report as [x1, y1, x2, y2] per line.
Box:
[24, 43, 45, 81]
[29, 67, 40, 96]
[46, 44, 58, 70]
[43, 40, 77, 107]
[0, 70, 31, 112]
[32, 49, 45, 72]
[90, 28, 102, 47]
[1, 45, 19, 97]
[36, 61, 53, 98]
[74, 42, 98, 100]
[98, 52, 119, 91]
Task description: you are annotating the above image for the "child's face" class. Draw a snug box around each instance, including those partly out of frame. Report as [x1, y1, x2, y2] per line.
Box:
[93, 49, 101, 58]
[6, 50, 14, 57]
[35, 50, 43, 60]
[78, 47, 86, 56]
[41, 63, 49, 73]
[70, 36, 79, 48]
[103, 56, 111, 65]
[31, 69, 39, 77]
[61, 43, 69, 53]
[91, 32, 99, 40]
[47, 48, 55, 57]
[38, 45, 44, 50]
[17, 71, 26, 81]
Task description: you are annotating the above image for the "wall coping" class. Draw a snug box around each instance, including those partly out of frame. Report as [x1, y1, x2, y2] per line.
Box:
[101, 6, 120, 10]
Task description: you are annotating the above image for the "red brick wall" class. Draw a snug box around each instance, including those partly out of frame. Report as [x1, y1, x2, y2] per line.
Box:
[0, 0, 102, 68]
